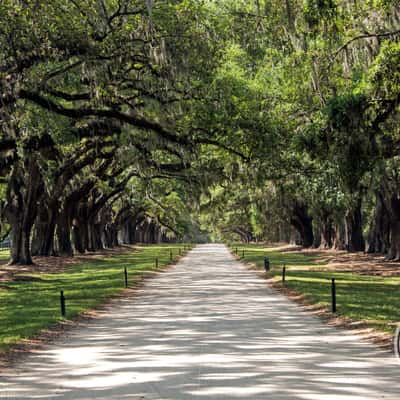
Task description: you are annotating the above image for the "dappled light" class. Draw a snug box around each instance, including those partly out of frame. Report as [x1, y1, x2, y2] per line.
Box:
[1, 245, 399, 399]
[0, 244, 188, 352]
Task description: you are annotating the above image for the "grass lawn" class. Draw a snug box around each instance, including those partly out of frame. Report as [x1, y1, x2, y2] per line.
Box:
[0, 249, 10, 261]
[231, 243, 400, 333]
[0, 244, 190, 352]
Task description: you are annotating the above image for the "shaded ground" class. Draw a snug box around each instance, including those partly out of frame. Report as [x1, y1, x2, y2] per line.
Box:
[308, 251, 400, 277]
[1, 244, 400, 400]
[248, 242, 400, 277]
[0, 246, 135, 283]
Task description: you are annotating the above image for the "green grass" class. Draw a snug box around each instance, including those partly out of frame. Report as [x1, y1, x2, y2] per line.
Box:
[231, 243, 400, 333]
[0, 248, 10, 261]
[231, 243, 323, 267]
[0, 244, 191, 351]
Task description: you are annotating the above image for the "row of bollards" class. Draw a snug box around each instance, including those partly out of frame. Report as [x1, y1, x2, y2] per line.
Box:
[234, 247, 246, 259]
[277, 264, 337, 313]
[59, 246, 191, 317]
[236, 249, 338, 314]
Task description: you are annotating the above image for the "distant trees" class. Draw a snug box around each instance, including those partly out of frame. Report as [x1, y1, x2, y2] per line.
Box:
[198, 1, 400, 259]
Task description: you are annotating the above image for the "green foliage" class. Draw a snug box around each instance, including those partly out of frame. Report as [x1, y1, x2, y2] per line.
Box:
[1, 0, 400, 252]
[304, 0, 338, 28]
[368, 41, 400, 99]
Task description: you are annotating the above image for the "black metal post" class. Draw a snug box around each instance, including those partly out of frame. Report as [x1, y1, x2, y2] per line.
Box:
[155, 258, 158, 269]
[60, 290, 66, 317]
[331, 278, 337, 313]
[242, 249, 245, 259]
[124, 267, 128, 288]
[264, 257, 270, 272]
[282, 265, 286, 283]
[170, 250, 173, 261]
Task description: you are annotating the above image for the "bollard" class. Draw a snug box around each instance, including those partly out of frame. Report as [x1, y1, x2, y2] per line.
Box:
[331, 278, 337, 313]
[170, 250, 173, 261]
[264, 257, 270, 272]
[124, 267, 128, 288]
[242, 249, 245, 259]
[60, 290, 66, 317]
[282, 265, 286, 283]
[155, 257, 159, 269]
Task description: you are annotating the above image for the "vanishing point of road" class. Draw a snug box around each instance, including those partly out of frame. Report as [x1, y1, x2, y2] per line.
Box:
[1, 244, 400, 399]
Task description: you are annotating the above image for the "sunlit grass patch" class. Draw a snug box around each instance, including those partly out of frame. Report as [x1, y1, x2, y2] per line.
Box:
[231, 243, 400, 333]
[0, 244, 191, 351]
[0, 249, 10, 261]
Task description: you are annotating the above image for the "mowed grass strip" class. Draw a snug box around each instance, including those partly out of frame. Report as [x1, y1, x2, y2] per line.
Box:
[0, 244, 190, 351]
[231, 243, 400, 333]
[0, 249, 10, 261]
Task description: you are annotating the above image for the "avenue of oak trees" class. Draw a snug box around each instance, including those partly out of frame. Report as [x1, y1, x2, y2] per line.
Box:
[2, 1, 400, 264]
[0, 0, 221, 264]
[198, 0, 400, 260]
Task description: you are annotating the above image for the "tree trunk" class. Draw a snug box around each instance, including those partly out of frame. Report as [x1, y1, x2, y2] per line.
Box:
[9, 222, 33, 265]
[333, 221, 346, 250]
[103, 222, 116, 248]
[123, 219, 136, 244]
[56, 207, 74, 257]
[319, 213, 334, 249]
[312, 224, 321, 248]
[87, 219, 103, 251]
[6, 155, 43, 265]
[367, 193, 390, 254]
[31, 203, 57, 256]
[77, 205, 89, 252]
[386, 195, 400, 260]
[345, 197, 365, 252]
[142, 220, 151, 243]
[388, 220, 400, 260]
[72, 224, 84, 253]
[290, 202, 314, 248]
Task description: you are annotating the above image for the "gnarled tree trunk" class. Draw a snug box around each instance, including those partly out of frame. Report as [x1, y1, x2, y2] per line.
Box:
[290, 202, 314, 248]
[5, 154, 43, 265]
[367, 192, 390, 254]
[344, 196, 365, 252]
[31, 202, 58, 256]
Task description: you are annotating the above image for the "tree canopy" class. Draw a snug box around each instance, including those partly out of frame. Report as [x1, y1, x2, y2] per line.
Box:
[1, 0, 400, 263]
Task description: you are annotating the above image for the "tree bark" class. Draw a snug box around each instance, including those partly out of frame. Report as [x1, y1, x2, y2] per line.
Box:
[31, 203, 57, 256]
[5, 155, 43, 265]
[333, 221, 347, 250]
[385, 195, 400, 260]
[388, 220, 400, 260]
[290, 202, 314, 248]
[367, 192, 390, 254]
[344, 197, 365, 252]
[318, 212, 334, 249]
[57, 209, 74, 257]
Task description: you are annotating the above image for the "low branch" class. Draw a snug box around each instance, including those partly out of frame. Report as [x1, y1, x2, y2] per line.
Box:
[333, 30, 400, 57]
[195, 137, 249, 161]
[20, 90, 191, 147]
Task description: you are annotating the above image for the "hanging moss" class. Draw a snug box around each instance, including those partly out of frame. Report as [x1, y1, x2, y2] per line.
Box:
[304, 0, 337, 28]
